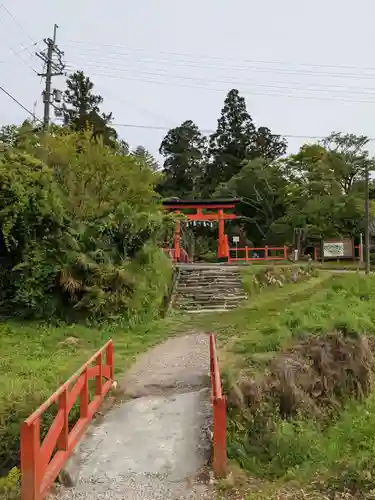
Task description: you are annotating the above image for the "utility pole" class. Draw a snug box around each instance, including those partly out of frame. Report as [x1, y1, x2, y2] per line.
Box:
[365, 162, 371, 274]
[36, 24, 65, 128]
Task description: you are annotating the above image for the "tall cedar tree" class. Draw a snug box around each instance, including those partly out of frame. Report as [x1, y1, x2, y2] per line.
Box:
[63, 71, 117, 146]
[205, 89, 286, 194]
[158, 120, 206, 198]
[132, 145, 159, 171]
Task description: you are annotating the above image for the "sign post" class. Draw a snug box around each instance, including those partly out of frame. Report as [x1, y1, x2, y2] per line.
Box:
[232, 236, 240, 260]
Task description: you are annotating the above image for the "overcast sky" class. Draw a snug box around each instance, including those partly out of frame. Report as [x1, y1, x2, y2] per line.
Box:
[1, 0, 375, 161]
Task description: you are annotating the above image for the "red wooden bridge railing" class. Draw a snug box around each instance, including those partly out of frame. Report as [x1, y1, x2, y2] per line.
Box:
[21, 340, 114, 500]
[209, 333, 227, 478]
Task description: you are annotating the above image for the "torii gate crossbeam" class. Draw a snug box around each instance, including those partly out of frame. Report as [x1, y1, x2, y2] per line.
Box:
[162, 199, 239, 263]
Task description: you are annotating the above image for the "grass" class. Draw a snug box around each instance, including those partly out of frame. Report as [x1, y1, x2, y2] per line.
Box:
[2, 266, 373, 499]
[184, 271, 331, 347]
[230, 259, 364, 270]
[214, 273, 375, 499]
[0, 262, 324, 498]
[0, 315, 184, 477]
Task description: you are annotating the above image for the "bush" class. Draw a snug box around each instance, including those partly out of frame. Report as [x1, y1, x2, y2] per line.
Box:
[0, 468, 20, 500]
[0, 130, 174, 322]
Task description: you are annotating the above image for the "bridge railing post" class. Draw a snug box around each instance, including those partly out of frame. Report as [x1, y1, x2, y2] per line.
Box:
[106, 341, 114, 380]
[96, 352, 103, 396]
[80, 367, 89, 418]
[21, 420, 40, 500]
[209, 333, 228, 478]
[58, 388, 68, 451]
[213, 396, 227, 478]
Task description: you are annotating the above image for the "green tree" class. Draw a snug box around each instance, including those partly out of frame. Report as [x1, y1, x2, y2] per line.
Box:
[0, 148, 65, 310]
[0, 120, 41, 150]
[205, 89, 256, 192]
[132, 145, 159, 171]
[159, 120, 206, 198]
[253, 126, 287, 161]
[271, 142, 367, 248]
[217, 157, 289, 244]
[0, 129, 173, 321]
[322, 132, 374, 194]
[205, 89, 287, 194]
[63, 70, 117, 145]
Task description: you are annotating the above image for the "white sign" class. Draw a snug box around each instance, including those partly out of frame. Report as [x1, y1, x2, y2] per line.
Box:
[232, 236, 240, 243]
[323, 242, 344, 258]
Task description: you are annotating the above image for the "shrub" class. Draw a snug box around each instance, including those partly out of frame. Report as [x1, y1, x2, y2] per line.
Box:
[0, 131, 174, 322]
[0, 468, 20, 500]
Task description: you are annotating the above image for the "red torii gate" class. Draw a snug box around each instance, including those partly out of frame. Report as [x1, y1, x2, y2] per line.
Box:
[162, 199, 239, 262]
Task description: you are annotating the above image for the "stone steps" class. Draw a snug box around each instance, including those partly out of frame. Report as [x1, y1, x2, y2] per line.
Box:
[175, 289, 246, 296]
[175, 294, 246, 303]
[176, 280, 242, 290]
[178, 278, 242, 285]
[173, 265, 247, 313]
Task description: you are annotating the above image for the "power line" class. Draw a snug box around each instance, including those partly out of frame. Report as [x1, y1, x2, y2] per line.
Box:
[0, 14, 39, 73]
[0, 84, 41, 122]
[65, 44, 375, 104]
[69, 54, 375, 90]
[66, 64, 375, 105]
[111, 122, 375, 141]
[0, 3, 36, 44]
[0, 36, 39, 74]
[66, 61, 375, 98]
[68, 49, 375, 83]
[65, 40, 375, 74]
[92, 81, 178, 127]
[0, 39, 41, 64]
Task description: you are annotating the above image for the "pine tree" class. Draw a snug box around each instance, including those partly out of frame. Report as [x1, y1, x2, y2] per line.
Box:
[63, 70, 117, 145]
[132, 145, 159, 171]
[159, 120, 206, 198]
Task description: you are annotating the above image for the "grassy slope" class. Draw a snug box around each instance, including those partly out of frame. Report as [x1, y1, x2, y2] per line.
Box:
[213, 273, 375, 499]
[185, 272, 331, 344]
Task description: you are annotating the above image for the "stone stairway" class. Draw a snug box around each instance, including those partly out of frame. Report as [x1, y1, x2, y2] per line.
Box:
[173, 265, 247, 313]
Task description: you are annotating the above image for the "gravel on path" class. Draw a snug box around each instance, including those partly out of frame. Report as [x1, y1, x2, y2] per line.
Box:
[55, 333, 215, 500]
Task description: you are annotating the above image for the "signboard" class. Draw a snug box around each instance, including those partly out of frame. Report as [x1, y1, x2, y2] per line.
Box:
[232, 236, 240, 243]
[322, 238, 353, 259]
[323, 242, 344, 258]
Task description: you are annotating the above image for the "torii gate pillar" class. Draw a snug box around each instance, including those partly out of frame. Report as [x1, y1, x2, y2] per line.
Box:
[162, 199, 239, 263]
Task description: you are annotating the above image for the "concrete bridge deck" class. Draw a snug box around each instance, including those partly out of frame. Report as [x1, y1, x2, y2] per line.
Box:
[55, 333, 214, 500]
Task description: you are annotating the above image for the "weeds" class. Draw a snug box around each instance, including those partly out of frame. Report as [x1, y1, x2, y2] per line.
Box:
[220, 274, 375, 498]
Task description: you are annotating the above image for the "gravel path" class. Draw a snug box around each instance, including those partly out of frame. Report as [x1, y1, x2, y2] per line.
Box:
[55, 333, 214, 500]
